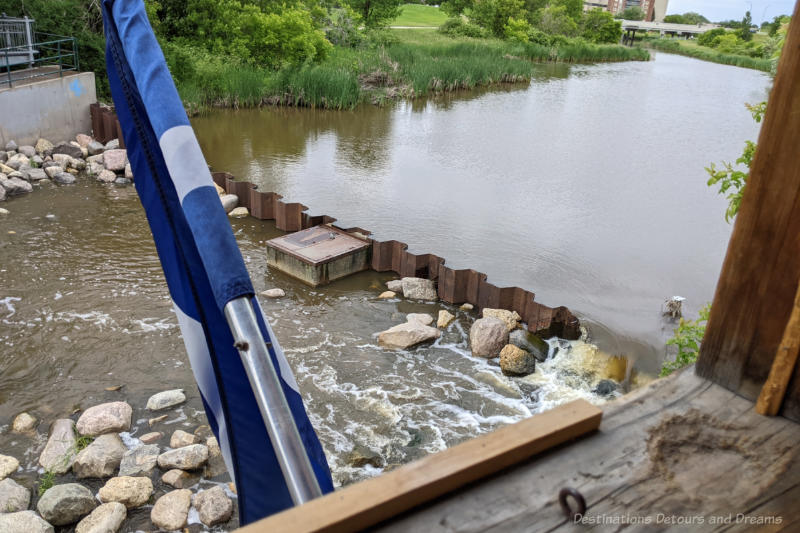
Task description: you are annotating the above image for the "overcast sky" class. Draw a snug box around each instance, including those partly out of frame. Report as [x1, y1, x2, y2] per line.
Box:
[667, 0, 796, 24]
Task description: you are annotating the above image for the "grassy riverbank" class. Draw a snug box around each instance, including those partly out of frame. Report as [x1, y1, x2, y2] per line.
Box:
[172, 29, 649, 111]
[392, 4, 449, 27]
[643, 38, 773, 72]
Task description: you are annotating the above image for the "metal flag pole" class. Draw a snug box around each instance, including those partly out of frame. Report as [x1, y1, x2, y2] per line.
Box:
[224, 296, 323, 505]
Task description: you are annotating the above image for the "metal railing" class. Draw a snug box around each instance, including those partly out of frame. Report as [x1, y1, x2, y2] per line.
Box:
[1, 14, 79, 88]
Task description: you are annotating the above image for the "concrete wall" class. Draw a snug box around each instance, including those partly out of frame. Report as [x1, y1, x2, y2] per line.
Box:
[0, 72, 96, 147]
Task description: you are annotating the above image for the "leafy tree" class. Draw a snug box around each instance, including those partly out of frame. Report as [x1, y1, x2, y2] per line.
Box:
[682, 12, 709, 24]
[537, 4, 578, 36]
[740, 10, 753, 41]
[550, 0, 582, 22]
[697, 28, 727, 47]
[346, 0, 402, 27]
[617, 6, 644, 21]
[663, 14, 684, 23]
[471, 0, 526, 37]
[763, 15, 791, 36]
[581, 8, 621, 44]
[440, 0, 474, 16]
[504, 16, 531, 42]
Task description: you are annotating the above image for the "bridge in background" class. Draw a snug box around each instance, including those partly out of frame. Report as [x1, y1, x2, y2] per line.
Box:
[619, 20, 720, 46]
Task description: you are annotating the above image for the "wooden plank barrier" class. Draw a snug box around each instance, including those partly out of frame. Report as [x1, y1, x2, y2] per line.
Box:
[238, 399, 602, 533]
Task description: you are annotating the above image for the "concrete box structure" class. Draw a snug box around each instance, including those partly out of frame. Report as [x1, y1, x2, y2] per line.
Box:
[266, 225, 371, 286]
[0, 71, 96, 146]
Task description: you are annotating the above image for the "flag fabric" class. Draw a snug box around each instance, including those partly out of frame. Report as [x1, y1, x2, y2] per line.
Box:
[100, 0, 334, 523]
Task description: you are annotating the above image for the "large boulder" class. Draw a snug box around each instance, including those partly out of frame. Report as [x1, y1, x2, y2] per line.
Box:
[193, 485, 233, 527]
[97, 476, 153, 509]
[75, 502, 126, 533]
[0, 477, 30, 512]
[508, 329, 549, 363]
[39, 419, 77, 474]
[73, 434, 128, 479]
[103, 149, 127, 172]
[0, 511, 54, 533]
[469, 317, 508, 358]
[378, 320, 441, 350]
[0, 454, 19, 480]
[400, 277, 437, 300]
[150, 489, 191, 531]
[36, 483, 96, 526]
[76, 402, 132, 436]
[146, 389, 185, 410]
[157, 444, 208, 470]
[52, 142, 83, 160]
[118, 444, 160, 477]
[482, 308, 521, 332]
[35, 138, 54, 154]
[499, 344, 536, 376]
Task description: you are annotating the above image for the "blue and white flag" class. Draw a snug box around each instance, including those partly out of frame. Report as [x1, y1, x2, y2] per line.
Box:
[101, 0, 333, 523]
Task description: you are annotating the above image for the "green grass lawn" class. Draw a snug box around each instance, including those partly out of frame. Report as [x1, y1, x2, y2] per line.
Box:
[392, 4, 449, 27]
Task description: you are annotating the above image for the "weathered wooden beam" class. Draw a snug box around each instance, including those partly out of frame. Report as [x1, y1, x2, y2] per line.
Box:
[696, 1, 800, 422]
[757, 281, 800, 415]
[237, 400, 602, 533]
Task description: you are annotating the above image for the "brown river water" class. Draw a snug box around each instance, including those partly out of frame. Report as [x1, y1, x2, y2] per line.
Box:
[0, 52, 770, 528]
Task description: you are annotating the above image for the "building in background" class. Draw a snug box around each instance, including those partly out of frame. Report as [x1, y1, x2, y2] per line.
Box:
[603, 0, 668, 21]
[583, 0, 609, 12]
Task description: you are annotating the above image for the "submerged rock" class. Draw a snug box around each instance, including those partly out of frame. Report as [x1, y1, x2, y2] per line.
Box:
[161, 469, 200, 489]
[346, 445, 384, 468]
[75, 502, 126, 533]
[11, 412, 36, 434]
[406, 313, 434, 326]
[53, 172, 76, 185]
[593, 379, 618, 397]
[378, 291, 396, 299]
[499, 344, 536, 376]
[118, 444, 160, 477]
[400, 277, 437, 300]
[469, 317, 508, 358]
[157, 444, 209, 470]
[509, 329, 549, 363]
[0, 511, 54, 533]
[146, 389, 185, 410]
[76, 402, 132, 436]
[193, 485, 233, 527]
[228, 206, 249, 218]
[97, 476, 153, 509]
[0, 454, 19, 480]
[260, 288, 285, 298]
[378, 321, 441, 350]
[0, 477, 30, 512]
[151, 489, 191, 531]
[437, 310, 455, 328]
[39, 419, 77, 474]
[37, 483, 96, 526]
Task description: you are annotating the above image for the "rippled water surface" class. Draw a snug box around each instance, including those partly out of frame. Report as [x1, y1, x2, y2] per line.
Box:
[0, 52, 771, 528]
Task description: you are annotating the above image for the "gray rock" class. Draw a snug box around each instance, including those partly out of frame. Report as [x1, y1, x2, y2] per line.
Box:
[157, 444, 208, 471]
[73, 434, 127, 479]
[346, 444, 384, 468]
[39, 419, 77, 474]
[87, 141, 105, 156]
[482, 308, 521, 332]
[386, 279, 403, 293]
[96, 169, 117, 183]
[36, 483, 96, 526]
[203, 436, 227, 478]
[401, 277, 437, 300]
[52, 142, 83, 160]
[193, 485, 233, 527]
[5, 153, 29, 170]
[11, 412, 37, 433]
[260, 288, 285, 298]
[146, 389, 185, 410]
[76, 133, 92, 148]
[593, 379, 618, 397]
[75, 502, 126, 533]
[161, 469, 200, 489]
[0, 511, 54, 532]
[124, 163, 132, 180]
[53, 172, 76, 185]
[87, 153, 104, 165]
[469, 317, 509, 358]
[0, 477, 30, 512]
[378, 320, 441, 350]
[499, 344, 536, 376]
[18, 145, 36, 157]
[97, 476, 153, 509]
[104, 139, 119, 150]
[26, 168, 47, 181]
[118, 444, 159, 477]
[0, 152, 5, 163]
[4, 140, 17, 151]
[509, 329, 549, 363]
[68, 157, 86, 171]
[76, 402, 132, 436]
[87, 161, 104, 176]
[113, 177, 130, 185]
[103, 149, 127, 172]
[220, 193, 238, 213]
[44, 166, 62, 179]
[7, 169, 26, 180]
[35, 138, 53, 154]
[150, 489, 191, 531]
[0, 184, 5, 202]
[32, 155, 44, 165]
[169, 430, 196, 449]
[406, 313, 434, 326]
[0, 454, 20, 480]
[51, 153, 71, 169]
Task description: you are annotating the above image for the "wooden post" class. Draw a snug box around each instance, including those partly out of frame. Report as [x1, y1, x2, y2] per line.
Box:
[756, 281, 800, 415]
[696, 1, 800, 422]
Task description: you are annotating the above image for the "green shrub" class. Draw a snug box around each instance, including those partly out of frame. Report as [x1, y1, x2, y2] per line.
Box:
[439, 17, 490, 38]
[697, 28, 727, 47]
[660, 304, 710, 377]
[470, 0, 526, 37]
[504, 17, 532, 43]
[581, 8, 622, 44]
[326, 7, 363, 48]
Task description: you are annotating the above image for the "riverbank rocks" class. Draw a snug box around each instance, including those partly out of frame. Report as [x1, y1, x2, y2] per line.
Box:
[0, 454, 19, 480]
[346, 445, 384, 468]
[220, 194, 238, 213]
[378, 319, 441, 350]
[407, 313, 434, 326]
[460, 303, 474, 311]
[76, 134, 92, 148]
[0, 477, 29, 512]
[35, 138, 53, 154]
[169, 430, 197, 448]
[18, 145, 36, 157]
[103, 149, 127, 172]
[76, 402, 132, 436]
[87, 141, 104, 156]
[27, 168, 47, 181]
[98, 476, 153, 509]
[97, 169, 117, 183]
[52, 142, 83, 160]
[158, 444, 209, 470]
[75, 502, 126, 533]
[151, 489, 191, 531]
[229, 206, 249, 218]
[161, 469, 200, 489]
[593, 379, 618, 397]
[0, 185, 5, 202]
[39, 419, 77, 474]
[54, 172, 76, 185]
[509, 329, 549, 363]
[260, 288, 285, 298]
[73, 434, 127, 479]
[12, 412, 37, 433]
[386, 280, 403, 293]
[105, 139, 119, 150]
[194, 486, 233, 526]
[37, 483, 96, 525]
[139, 432, 162, 444]
[146, 389, 186, 410]
[0, 511, 54, 532]
[6, 153, 29, 170]
[118, 444, 160, 477]
[470, 317, 509, 358]
[5, 140, 18, 151]
[499, 344, 536, 376]
[482, 308, 521, 332]
[401, 277, 437, 300]
[203, 436, 227, 478]
[1, 175, 33, 195]
[379, 291, 396, 299]
[437, 310, 455, 328]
